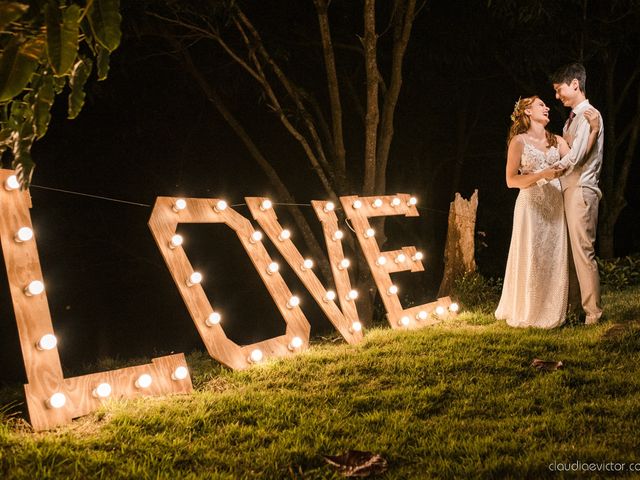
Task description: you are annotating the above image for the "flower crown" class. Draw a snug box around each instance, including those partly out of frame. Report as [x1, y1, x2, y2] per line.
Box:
[510, 97, 523, 122]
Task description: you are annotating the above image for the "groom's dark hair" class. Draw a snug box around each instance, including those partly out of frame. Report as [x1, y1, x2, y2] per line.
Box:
[550, 63, 587, 92]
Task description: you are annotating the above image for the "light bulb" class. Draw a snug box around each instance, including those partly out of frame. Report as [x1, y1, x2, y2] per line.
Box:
[172, 366, 189, 381]
[435, 306, 446, 316]
[387, 285, 399, 295]
[301, 259, 314, 271]
[350, 321, 362, 333]
[24, 280, 44, 296]
[260, 199, 272, 211]
[135, 373, 152, 389]
[416, 310, 428, 321]
[323, 202, 335, 212]
[250, 231, 263, 243]
[412, 252, 424, 262]
[206, 312, 221, 326]
[249, 349, 263, 363]
[288, 336, 304, 351]
[37, 334, 57, 351]
[449, 302, 460, 313]
[324, 290, 336, 302]
[93, 382, 112, 398]
[15, 227, 33, 242]
[338, 258, 350, 270]
[372, 198, 383, 208]
[352, 199, 363, 209]
[214, 200, 228, 212]
[407, 196, 418, 206]
[278, 229, 291, 241]
[399, 316, 410, 327]
[46, 392, 66, 409]
[173, 198, 187, 212]
[287, 296, 300, 309]
[332, 230, 344, 241]
[169, 234, 183, 249]
[395, 254, 406, 264]
[267, 262, 279, 275]
[364, 228, 375, 238]
[376, 255, 387, 266]
[391, 197, 401, 207]
[4, 175, 20, 191]
[186, 271, 202, 287]
[346, 289, 358, 301]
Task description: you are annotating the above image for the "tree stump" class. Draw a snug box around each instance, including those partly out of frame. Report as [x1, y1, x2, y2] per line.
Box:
[438, 190, 478, 297]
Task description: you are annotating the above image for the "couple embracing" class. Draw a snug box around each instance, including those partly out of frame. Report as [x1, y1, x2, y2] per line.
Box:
[495, 63, 604, 329]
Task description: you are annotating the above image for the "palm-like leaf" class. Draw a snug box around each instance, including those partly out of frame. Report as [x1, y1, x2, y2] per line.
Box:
[44, 2, 81, 76]
[88, 0, 122, 52]
[68, 57, 93, 119]
[0, 37, 43, 103]
[0, 2, 29, 33]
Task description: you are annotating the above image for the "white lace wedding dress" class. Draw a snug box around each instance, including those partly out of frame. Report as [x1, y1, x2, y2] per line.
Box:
[495, 137, 568, 328]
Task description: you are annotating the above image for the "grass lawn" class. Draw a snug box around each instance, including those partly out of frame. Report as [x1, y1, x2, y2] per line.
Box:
[1, 286, 639, 479]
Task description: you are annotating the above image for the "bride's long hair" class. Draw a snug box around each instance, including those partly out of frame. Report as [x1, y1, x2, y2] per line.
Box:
[507, 95, 558, 148]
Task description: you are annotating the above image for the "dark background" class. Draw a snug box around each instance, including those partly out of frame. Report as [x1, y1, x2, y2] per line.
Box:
[1, 1, 639, 384]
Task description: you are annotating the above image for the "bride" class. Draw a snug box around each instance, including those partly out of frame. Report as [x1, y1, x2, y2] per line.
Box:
[495, 96, 598, 328]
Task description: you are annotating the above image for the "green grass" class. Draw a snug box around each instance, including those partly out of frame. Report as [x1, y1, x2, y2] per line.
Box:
[2, 287, 640, 479]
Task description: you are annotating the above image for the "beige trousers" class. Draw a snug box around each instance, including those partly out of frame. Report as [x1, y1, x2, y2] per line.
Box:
[563, 186, 602, 321]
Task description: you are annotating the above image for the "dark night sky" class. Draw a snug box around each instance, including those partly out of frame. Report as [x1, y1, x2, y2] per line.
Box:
[1, 1, 639, 384]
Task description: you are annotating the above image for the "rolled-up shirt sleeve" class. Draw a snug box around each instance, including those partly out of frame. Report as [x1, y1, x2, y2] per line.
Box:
[556, 117, 591, 171]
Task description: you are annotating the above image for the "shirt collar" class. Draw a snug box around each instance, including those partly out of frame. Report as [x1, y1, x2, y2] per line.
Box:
[572, 99, 590, 115]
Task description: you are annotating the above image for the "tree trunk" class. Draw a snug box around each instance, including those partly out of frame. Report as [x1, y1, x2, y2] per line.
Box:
[438, 190, 478, 297]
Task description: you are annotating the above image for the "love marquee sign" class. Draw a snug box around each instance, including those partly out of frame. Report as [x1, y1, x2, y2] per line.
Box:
[0, 169, 457, 431]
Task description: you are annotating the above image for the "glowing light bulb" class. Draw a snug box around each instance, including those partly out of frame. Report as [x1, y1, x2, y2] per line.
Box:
[250, 231, 263, 243]
[399, 316, 410, 327]
[46, 392, 66, 409]
[301, 259, 314, 271]
[24, 280, 44, 296]
[346, 289, 358, 301]
[412, 251, 424, 262]
[391, 197, 401, 207]
[249, 349, 263, 363]
[376, 255, 387, 266]
[173, 198, 187, 212]
[278, 229, 291, 241]
[449, 302, 460, 313]
[287, 295, 300, 309]
[387, 285, 399, 295]
[288, 336, 304, 351]
[350, 321, 362, 333]
[352, 199, 363, 209]
[37, 334, 57, 351]
[15, 227, 33, 242]
[186, 271, 202, 287]
[267, 262, 279, 275]
[206, 312, 221, 326]
[169, 234, 183, 249]
[214, 200, 228, 212]
[93, 383, 112, 398]
[407, 196, 418, 206]
[395, 253, 406, 264]
[324, 290, 336, 302]
[372, 198, 383, 208]
[338, 258, 350, 270]
[135, 373, 152, 389]
[435, 306, 446, 316]
[332, 230, 344, 241]
[260, 199, 272, 211]
[416, 310, 428, 321]
[324, 202, 335, 212]
[364, 228, 375, 238]
[172, 366, 189, 380]
[4, 175, 20, 191]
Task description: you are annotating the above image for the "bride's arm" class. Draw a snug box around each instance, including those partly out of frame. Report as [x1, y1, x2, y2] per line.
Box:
[505, 136, 559, 189]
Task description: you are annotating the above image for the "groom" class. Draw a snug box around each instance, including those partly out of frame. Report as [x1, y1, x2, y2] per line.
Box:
[551, 63, 604, 325]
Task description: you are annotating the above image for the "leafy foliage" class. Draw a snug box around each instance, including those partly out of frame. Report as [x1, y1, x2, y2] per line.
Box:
[598, 254, 640, 292]
[0, 0, 122, 187]
[452, 271, 503, 313]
